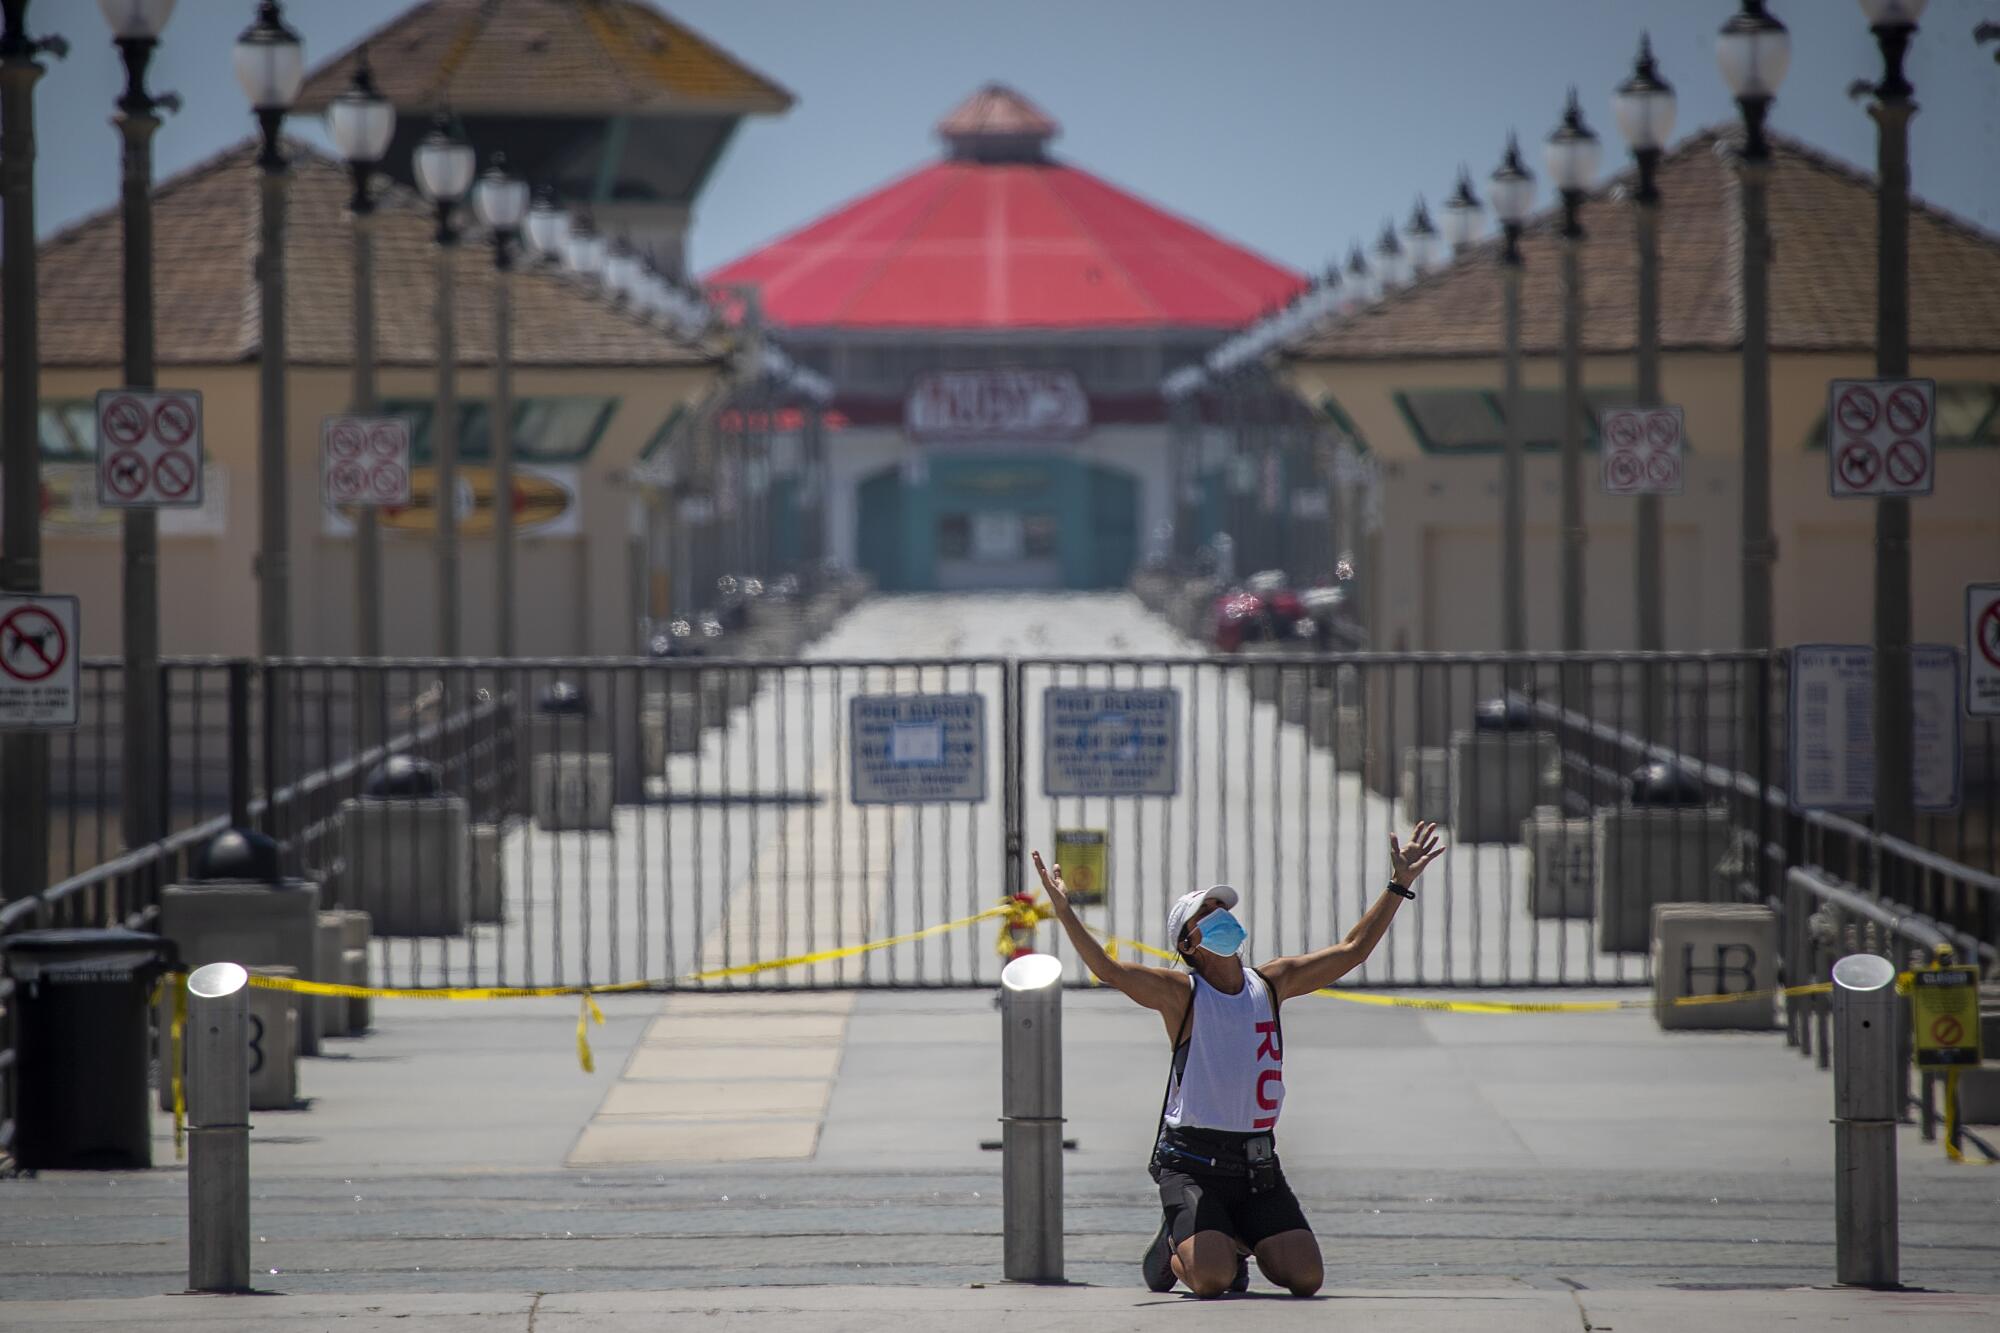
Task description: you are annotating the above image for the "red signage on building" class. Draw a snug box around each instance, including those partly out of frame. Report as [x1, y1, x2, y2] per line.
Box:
[905, 369, 1089, 442]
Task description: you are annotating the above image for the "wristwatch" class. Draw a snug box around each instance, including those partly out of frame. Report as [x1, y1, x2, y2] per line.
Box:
[1386, 880, 1416, 900]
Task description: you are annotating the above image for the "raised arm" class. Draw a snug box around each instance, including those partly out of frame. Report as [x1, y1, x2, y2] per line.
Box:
[1262, 822, 1444, 1002]
[1032, 850, 1190, 1018]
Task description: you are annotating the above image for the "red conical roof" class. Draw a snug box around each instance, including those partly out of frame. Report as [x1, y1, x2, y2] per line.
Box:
[706, 87, 1303, 331]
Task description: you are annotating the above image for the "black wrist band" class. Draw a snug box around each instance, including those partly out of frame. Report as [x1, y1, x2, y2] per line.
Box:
[1387, 881, 1415, 900]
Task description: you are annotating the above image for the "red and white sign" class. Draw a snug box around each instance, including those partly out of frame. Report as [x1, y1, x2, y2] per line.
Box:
[0, 593, 80, 729]
[1969, 583, 2000, 718]
[905, 369, 1089, 443]
[321, 416, 412, 508]
[1599, 404, 1684, 496]
[94, 388, 204, 509]
[1827, 378, 1934, 498]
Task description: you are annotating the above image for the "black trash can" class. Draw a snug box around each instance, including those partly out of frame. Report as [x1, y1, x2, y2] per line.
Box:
[2, 928, 176, 1170]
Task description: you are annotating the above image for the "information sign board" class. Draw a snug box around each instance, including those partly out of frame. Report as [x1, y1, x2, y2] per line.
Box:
[1043, 686, 1180, 797]
[1599, 404, 1685, 496]
[1788, 644, 1960, 813]
[1969, 584, 2000, 717]
[95, 388, 204, 508]
[0, 593, 80, 729]
[1826, 378, 1935, 498]
[849, 693, 986, 805]
[1052, 829, 1108, 909]
[321, 416, 413, 507]
[1911, 964, 1982, 1070]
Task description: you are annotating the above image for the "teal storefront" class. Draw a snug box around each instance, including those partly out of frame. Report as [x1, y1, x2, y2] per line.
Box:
[856, 454, 1138, 592]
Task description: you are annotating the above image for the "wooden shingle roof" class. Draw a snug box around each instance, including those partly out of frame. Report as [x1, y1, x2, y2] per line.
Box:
[1284, 127, 2000, 362]
[8, 138, 719, 370]
[296, 0, 793, 116]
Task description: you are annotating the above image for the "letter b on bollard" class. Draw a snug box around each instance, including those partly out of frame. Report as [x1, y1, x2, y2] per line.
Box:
[1000, 953, 1064, 1282]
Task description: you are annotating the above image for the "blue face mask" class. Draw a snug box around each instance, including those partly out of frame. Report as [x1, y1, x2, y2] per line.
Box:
[1193, 908, 1246, 958]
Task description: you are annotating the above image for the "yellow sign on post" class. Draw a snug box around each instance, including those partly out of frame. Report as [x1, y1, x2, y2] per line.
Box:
[1054, 829, 1108, 909]
[1911, 963, 1982, 1069]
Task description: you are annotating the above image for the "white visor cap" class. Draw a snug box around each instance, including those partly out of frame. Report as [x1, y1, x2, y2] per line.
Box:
[1166, 884, 1240, 950]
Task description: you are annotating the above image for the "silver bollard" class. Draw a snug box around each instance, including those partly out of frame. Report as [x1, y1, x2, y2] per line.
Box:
[1831, 952, 1900, 1288]
[186, 962, 252, 1293]
[1000, 953, 1064, 1282]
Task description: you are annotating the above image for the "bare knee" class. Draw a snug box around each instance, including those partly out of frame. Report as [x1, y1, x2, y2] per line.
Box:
[1284, 1267, 1323, 1297]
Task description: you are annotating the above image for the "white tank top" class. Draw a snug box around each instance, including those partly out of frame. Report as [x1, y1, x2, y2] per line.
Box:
[1163, 969, 1285, 1133]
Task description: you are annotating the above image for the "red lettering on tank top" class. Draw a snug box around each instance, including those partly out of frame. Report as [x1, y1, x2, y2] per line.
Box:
[1252, 1068, 1283, 1131]
[1255, 1019, 1281, 1063]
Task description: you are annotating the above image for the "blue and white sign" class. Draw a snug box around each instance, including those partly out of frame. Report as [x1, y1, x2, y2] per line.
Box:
[849, 692, 987, 805]
[1043, 687, 1181, 798]
[1788, 644, 1961, 814]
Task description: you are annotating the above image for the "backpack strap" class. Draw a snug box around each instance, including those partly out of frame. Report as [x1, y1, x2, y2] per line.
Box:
[1251, 967, 1283, 1055]
[1150, 974, 1197, 1172]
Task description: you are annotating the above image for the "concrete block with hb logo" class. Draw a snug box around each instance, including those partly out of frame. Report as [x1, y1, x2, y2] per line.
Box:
[1401, 746, 1451, 827]
[1522, 807, 1597, 918]
[337, 796, 471, 937]
[1449, 730, 1561, 844]
[1595, 805, 1733, 953]
[1650, 903, 1778, 1030]
[244, 965, 300, 1110]
[532, 752, 615, 831]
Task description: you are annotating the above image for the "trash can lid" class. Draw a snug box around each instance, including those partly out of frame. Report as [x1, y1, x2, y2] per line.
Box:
[2, 927, 177, 981]
[363, 753, 447, 798]
[2, 926, 168, 956]
[1627, 760, 1707, 807]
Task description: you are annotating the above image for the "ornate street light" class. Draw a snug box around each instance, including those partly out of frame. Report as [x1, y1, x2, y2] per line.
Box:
[414, 112, 475, 657]
[1615, 33, 1677, 666]
[328, 49, 394, 665]
[603, 239, 643, 305]
[474, 154, 529, 657]
[1490, 133, 1534, 652]
[1372, 219, 1407, 292]
[1716, 0, 1788, 666]
[1404, 197, 1441, 277]
[1858, 0, 1927, 893]
[563, 211, 607, 280]
[1545, 89, 1599, 655]
[1441, 167, 1482, 253]
[234, 0, 302, 665]
[1342, 243, 1375, 312]
[525, 186, 568, 264]
[100, 0, 178, 856]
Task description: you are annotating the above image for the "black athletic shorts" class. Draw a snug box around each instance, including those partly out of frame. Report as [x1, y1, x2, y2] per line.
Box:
[1155, 1160, 1312, 1251]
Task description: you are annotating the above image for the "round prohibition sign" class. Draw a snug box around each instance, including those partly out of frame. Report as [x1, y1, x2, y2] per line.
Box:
[1931, 1013, 1964, 1048]
[101, 395, 149, 448]
[1606, 414, 1643, 450]
[1836, 439, 1881, 490]
[328, 422, 366, 460]
[329, 460, 367, 500]
[0, 605, 68, 682]
[1886, 384, 1929, 436]
[152, 451, 197, 500]
[367, 423, 406, 458]
[1645, 451, 1680, 487]
[1885, 438, 1928, 489]
[105, 449, 149, 500]
[1835, 386, 1880, 435]
[152, 397, 196, 447]
[1979, 600, 2000, 671]
[1606, 451, 1644, 491]
[1644, 410, 1680, 450]
[369, 462, 406, 500]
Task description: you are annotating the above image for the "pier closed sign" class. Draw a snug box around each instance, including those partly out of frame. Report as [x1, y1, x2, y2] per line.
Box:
[849, 693, 987, 804]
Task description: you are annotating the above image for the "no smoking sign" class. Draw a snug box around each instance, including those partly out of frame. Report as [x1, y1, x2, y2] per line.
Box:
[94, 388, 204, 508]
[1599, 404, 1684, 497]
[1827, 378, 1934, 498]
[321, 415, 413, 509]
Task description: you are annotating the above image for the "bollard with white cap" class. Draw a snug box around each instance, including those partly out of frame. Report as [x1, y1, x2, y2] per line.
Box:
[186, 961, 252, 1293]
[1000, 952, 1065, 1282]
[1831, 951, 1900, 1288]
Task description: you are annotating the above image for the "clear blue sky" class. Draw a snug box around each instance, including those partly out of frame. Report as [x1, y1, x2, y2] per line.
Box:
[31, 0, 2000, 280]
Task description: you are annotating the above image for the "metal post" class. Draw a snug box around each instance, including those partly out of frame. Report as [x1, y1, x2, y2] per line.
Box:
[117, 39, 165, 856]
[1500, 227, 1526, 652]
[350, 176, 382, 660]
[1737, 108, 1775, 655]
[1869, 19, 1916, 853]
[494, 240, 516, 657]
[1634, 154, 1665, 657]
[186, 961, 252, 1293]
[999, 949, 1063, 1281]
[1830, 952, 1899, 1287]
[0, 1, 59, 905]
[435, 235, 460, 657]
[1559, 194, 1586, 654]
[226, 662, 250, 829]
[255, 114, 290, 660]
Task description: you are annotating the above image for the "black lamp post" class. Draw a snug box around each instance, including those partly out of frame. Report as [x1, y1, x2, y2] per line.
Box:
[327, 49, 394, 662]
[1489, 136, 1534, 653]
[473, 155, 529, 658]
[413, 113, 476, 657]
[1545, 89, 1601, 656]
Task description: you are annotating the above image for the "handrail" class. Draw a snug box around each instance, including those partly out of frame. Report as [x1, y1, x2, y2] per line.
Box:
[1785, 865, 1975, 961]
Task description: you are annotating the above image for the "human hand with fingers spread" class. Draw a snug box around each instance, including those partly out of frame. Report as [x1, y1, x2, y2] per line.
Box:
[1389, 821, 1445, 888]
[1031, 849, 1073, 918]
